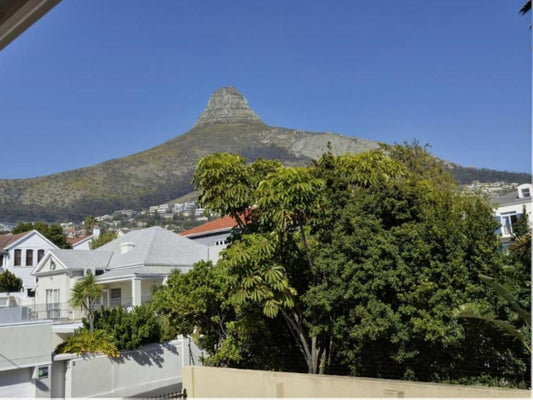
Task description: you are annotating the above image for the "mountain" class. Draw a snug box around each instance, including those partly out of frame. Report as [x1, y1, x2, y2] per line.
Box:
[0, 87, 380, 222]
[1, 87, 529, 223]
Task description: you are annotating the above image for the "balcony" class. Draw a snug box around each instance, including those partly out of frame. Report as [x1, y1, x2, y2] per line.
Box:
[0, 296, 152, 324]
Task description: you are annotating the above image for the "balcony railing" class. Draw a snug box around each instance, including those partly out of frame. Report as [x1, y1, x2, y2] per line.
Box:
[0, 296, 153, 323]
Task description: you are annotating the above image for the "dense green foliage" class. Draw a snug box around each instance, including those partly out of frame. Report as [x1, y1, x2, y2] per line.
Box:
[152, 260, 303, 370]
[55, 329, 120, 358]
[154, 144, 530, 387]
[457, 212, 531, 357]
[89, 231, 118, 249]
[11, 221, 71, 249]
[0, 270, 22, 292]
[84, 304, 162, 350]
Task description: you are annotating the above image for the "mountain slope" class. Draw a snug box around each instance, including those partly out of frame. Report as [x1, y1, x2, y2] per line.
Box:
[0, 88, 379, 222]
[1, 87, 529, 222]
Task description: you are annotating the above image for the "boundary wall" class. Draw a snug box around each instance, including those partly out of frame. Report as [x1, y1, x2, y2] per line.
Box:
[182, 366, 530, 398]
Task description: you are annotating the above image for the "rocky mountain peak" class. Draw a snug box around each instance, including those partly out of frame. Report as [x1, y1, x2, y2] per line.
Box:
[194, 87, 264, 127]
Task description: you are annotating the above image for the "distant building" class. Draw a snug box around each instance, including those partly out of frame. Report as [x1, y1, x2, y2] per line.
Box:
[158, 204, 170, 214]
[66, 226, 101, 250]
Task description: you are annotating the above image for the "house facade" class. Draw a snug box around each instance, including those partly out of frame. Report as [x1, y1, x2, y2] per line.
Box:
[493, 183, 532, 243]
[0, 230, 58, 294]
[180, 215, 237, 263]
[32, 226, 209, 320]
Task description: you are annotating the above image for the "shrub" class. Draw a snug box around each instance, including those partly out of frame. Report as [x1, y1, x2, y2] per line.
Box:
[55, 329, 120, 358]
[84, 304, 162, 350]
[0, 270, 22, 292]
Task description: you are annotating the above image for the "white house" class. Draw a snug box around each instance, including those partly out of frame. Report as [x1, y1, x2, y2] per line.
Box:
[157, 204, 170, 214]
[493, 183, 532, 242]
[0, 230, 58, 294]
[181, 215, 237, 263]
[32, 226, 209, 320]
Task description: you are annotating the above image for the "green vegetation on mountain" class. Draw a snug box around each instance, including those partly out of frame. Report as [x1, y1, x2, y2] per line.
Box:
[0, 87, 529, 222]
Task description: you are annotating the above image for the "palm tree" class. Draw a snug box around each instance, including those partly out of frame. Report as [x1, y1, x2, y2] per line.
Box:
[70, 272, 102, 332]
[519, 1, 531, 15]
[455, 271, 531, 353]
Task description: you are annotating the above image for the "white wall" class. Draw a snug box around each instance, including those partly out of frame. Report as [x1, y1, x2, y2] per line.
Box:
[54, 337, 203, 398]
[2, 232, 57, 290]
[0, 320, 53, 398]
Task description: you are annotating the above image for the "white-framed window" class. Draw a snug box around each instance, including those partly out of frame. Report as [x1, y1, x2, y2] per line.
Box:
[110, 288, 121, 307]
[46, 289, 60, 319]
[500, 212, 520, 236]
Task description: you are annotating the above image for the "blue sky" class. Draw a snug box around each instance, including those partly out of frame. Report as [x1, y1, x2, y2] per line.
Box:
[0, 0, 530, 179]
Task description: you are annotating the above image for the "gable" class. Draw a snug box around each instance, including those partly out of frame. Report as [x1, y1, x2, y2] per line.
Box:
[33, 253, 67, 275]
[4, 230, 58, 251]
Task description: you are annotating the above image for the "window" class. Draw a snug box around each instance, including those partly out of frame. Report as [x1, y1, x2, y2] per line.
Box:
[14, 249, 21, 266]
[110, 288, 121, 307]
[501, 212, 520, 236]
[521, 188, 530, 198]
[0, 254, 3, 267]
[26, 250, 33, 266]
[37, 249, 45, 262]
[46, 289, 60, 319]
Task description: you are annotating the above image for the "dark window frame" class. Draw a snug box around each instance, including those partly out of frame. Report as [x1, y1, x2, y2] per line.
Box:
[14, 249, 21, 266]
[26, 250, 33, 266]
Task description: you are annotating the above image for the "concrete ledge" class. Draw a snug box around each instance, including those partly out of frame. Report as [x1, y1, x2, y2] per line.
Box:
[182, 366, 530, 398]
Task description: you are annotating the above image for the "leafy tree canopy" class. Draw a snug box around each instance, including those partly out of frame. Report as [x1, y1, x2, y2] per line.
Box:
[158, 144, 529, 386]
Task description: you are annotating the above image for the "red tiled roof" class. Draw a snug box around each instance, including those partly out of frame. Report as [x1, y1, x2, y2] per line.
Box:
[66, 234, 92, 245]
[180, 215, 238, 236]
[0, 231, 31, 250]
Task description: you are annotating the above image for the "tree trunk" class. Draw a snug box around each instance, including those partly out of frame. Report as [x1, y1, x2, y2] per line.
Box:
[280, 309, 320, 374]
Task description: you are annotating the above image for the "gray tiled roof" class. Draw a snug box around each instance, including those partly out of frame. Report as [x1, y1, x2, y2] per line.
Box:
[491, 191, 531, 206]
[95, 226, 208, 269]
[48, 249, 112, 270]
[37, 227, 208, 282]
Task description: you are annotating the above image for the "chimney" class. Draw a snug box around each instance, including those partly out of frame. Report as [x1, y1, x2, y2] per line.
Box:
[92, 225, 101, 238]
[120, 242, 135, 254]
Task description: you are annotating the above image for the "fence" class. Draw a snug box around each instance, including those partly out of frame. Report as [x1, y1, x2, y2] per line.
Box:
[0, 296, 153, 323]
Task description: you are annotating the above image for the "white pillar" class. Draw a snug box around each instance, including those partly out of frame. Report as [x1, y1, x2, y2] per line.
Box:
[131, 279, 142, 306]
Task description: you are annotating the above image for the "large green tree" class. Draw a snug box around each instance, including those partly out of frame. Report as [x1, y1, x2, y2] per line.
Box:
[164, 144, 528, 385]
